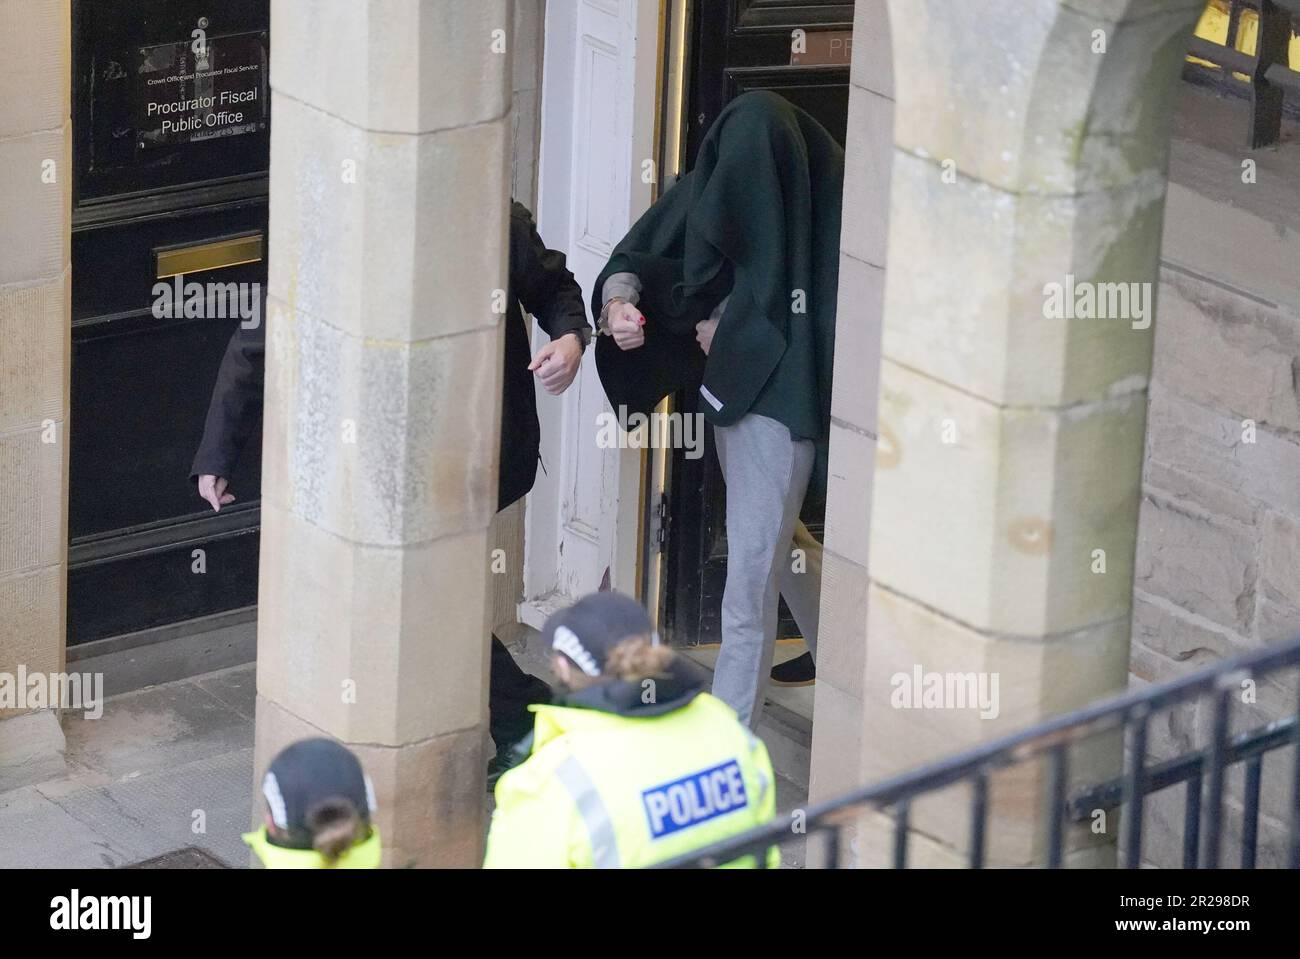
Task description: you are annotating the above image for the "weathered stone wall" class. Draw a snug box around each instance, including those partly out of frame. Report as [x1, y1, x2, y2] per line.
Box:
[0, 0, 71, 785]
[255, 0, 513, 867]
[842, 0, 1206, 868]
[808, 0, 893, 820]
[1131, 83, 1300, 868]
[811, 0, 1299, 870]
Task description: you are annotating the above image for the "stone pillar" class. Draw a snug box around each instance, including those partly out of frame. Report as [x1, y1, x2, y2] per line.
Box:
[0, 0, 71, 787]
[850, 0, 1206, 866]
[254, 0, 513, 867]
[806, 0, 893, 827]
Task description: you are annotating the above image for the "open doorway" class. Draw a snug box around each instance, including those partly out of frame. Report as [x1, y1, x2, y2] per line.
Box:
[658, 2, 855, 664]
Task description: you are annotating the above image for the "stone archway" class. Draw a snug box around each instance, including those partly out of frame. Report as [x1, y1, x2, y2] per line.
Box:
[808, 0, 1209, 867]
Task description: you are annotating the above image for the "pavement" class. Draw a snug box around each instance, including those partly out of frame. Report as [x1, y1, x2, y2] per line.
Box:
[0, 627, 810, 869]
[0, 664, 256, 869]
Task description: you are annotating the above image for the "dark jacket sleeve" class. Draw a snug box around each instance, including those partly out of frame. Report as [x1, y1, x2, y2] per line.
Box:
[590, 176, 720, 419]
[509, 201, 591, 341]
[190, 320, 265, 483]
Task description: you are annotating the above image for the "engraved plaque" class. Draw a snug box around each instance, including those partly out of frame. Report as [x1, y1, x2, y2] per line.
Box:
[135, 30, 268, 151]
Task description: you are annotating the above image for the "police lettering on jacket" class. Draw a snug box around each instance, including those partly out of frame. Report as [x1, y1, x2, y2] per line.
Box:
[641, 759, 748, 838]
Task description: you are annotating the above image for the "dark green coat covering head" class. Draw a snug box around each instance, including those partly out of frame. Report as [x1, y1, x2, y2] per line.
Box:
[593, 90, 845, 507]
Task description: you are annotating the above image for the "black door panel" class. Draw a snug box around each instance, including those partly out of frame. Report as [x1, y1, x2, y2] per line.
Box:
[69, 299, 264, 538]
[70, 0, 270, 643]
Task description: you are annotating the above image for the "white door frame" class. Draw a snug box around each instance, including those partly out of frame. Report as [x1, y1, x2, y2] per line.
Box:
[520, 0, 661, 627]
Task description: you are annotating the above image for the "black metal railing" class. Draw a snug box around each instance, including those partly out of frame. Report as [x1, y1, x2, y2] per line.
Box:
[657, 634, 1300, 869]
[1185, 0, 1300, 147]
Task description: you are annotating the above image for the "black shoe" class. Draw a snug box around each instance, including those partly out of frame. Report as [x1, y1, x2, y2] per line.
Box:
[486, 731, 535, 792]
[770, 652, 815, 687]
[486, 755, 510, 793]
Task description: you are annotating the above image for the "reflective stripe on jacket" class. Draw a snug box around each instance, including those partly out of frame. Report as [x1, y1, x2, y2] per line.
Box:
[484, 692, 777, 868]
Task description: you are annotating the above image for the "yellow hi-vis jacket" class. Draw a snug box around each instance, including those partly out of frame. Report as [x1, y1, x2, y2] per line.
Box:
[484, 690, 778, 869]
[243, 825, 382, 868]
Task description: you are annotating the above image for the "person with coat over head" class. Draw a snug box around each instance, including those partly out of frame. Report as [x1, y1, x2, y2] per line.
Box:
[591, 91, 844, 729]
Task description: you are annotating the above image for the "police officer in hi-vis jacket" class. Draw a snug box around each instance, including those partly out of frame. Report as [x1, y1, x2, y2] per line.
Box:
[484, 591, 778, 869]
[244, 738, 381, 869]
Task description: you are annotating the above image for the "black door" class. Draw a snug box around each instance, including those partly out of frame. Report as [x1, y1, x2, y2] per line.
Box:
[665, 0, 854, 646]
[69, 0, 270, 645]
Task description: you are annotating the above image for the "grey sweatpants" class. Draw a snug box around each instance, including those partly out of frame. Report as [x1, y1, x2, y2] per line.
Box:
[712, 412, 822, 729]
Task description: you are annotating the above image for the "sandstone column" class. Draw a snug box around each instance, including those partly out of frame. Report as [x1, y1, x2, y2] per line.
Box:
[851, 0, 1206, 866]
[0, 0, 71, 788]
[808, 0, 895, 812]
[254, 0, 513, 867]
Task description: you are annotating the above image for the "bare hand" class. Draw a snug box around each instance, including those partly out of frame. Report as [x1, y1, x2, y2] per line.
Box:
[695, 316, 719, 355]
[528, 334, 584, 395]
[198, 474, 235, 512]
[607, 301, 646, 351]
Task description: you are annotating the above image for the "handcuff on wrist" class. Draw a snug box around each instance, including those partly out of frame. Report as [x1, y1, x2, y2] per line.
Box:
[598, 296, 629, 336]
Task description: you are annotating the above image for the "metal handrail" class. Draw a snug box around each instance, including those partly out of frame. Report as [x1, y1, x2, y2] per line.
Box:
[1068, 714, 1297, 819]
[657, 634, 1300, 869]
